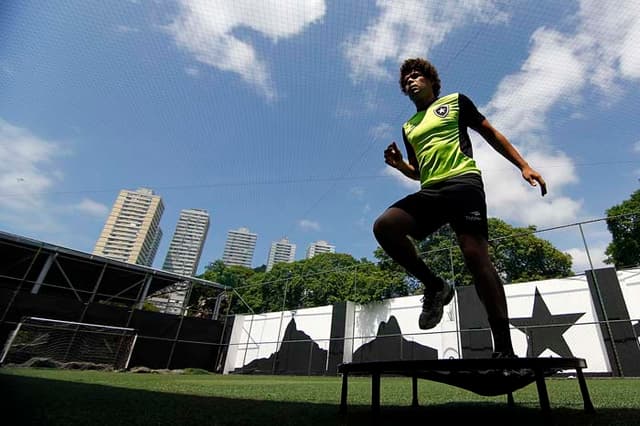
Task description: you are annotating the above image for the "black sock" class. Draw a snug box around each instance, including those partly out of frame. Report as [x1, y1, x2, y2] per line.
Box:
[422, 273, 444, 292]
[489, 317, 514, 355]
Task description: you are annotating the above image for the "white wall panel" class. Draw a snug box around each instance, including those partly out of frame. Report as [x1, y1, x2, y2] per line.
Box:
[223, 305, 333, 374]
[505, 276, 610, 373]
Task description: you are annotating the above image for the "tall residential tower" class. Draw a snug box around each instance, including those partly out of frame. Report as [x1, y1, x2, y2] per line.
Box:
[151, 209, 210, 314]
[93, 188, 164, 266]
[163, 209, 210, 276]
[222, 227, 257, 268]
[266, 237, 296, 271]
[306, 240, 335, 259]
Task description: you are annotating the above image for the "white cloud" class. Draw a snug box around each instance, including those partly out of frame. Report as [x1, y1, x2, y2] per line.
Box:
[577, 0, 640, 86]
[477, 1, 640, 227]
[347, 2, 587, 228]
[633, 140, 640, 153]
[356, 200, 374, 231]
[476, 142, 582, 227]
[0, 119, 106, 245]
[167, 0, 326, 100]
[298, 219, 321, 231]
[356, 217, 369, 230]
[565, 245, 608, 274]
[483, 29, 585, 140]
[115, 25, 140, 34]
[344, 0, 509, 82]
[0, 118, 77, 238]
[349, 187, 365, 199]
[370, 123, 393, 141]
[355, 0, 640, 231]
[73, 199, 109, 218]
[0, 118, 60, 211]
[185, 66, 199, 77]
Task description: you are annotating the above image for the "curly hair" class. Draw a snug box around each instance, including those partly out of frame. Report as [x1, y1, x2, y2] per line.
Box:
[399, 58, 441, 97]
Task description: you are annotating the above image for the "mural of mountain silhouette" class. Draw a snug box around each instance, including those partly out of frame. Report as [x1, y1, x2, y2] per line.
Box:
[352, 316, 438, 362]
[232, 318, 327, 375]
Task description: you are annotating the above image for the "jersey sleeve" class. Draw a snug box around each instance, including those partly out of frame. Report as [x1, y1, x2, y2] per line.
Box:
[459, 93, 485, 128]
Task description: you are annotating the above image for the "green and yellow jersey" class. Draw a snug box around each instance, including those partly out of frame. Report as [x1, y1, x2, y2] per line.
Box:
[402, 93, 485, 188]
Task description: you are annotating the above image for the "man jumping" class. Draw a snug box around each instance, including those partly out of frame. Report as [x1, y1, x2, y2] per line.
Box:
[373, 58, 546, 358]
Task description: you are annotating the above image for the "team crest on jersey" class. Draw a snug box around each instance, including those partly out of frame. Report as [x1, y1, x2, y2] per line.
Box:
[434, 105, 449, 118]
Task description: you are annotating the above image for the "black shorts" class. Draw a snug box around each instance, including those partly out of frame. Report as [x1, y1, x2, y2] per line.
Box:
[390, 173, 488, 240]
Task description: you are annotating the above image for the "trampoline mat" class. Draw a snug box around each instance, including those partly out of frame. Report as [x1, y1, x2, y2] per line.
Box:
[410, 367, 561, 396]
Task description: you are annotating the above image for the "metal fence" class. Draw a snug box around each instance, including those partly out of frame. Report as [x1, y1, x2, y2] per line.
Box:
[1, 214, 638, 374]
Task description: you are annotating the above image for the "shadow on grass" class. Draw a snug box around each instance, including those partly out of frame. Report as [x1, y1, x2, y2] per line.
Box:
[1, 373, 638, 426]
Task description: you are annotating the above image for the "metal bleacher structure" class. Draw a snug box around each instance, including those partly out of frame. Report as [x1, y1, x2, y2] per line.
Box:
[0, 230, 230, 371]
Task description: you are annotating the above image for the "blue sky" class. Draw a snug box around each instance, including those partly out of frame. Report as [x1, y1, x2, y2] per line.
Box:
[2, 0, 640, 274]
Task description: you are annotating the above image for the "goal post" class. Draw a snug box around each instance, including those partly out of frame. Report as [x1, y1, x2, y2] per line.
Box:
[1, 316, 138, 370]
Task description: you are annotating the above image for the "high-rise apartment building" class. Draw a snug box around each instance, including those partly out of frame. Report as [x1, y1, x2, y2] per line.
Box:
[306, 240, 335, 259]
[149, 228, 163, 267]
[151, 209, 210, 314]
[266, 237, 296, 272]
[222, 227, 257, 268]
[163, 209, 210, 276]
[93, 188, 164, 266]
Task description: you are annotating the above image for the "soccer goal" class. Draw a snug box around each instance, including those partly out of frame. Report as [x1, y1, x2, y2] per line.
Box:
[0, 316, 138, 370]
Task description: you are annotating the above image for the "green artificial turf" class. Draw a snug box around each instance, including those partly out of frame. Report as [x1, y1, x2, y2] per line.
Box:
[1, 368, 639, 425]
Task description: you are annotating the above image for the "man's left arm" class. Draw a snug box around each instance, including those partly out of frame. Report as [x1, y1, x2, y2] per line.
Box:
[472, 119, 547, 196]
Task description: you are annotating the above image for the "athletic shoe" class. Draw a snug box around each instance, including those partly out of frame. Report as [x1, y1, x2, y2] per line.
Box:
[490, 351, 538, 380]
[418, 279, 454, 330]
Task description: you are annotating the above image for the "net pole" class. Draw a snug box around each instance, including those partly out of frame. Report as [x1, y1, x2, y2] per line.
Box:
[0, 322, 22, 364]
[124, 334, 138, 369]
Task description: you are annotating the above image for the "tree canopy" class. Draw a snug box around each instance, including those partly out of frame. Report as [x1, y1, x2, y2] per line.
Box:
[375, 218, 573, 287]
[187, 218, 573, 316]
[191, 253, 406, 315]
[605, 189, 640, 268]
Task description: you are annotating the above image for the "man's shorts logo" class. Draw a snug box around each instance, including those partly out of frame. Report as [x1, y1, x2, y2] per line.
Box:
[434, 105, 449, 118]
[464, 211, 482, 222]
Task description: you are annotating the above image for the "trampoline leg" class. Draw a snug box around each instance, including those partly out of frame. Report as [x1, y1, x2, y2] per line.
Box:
[534, 369, 551, 412]
[340, 373, 348, 414]
[372, 372, 381, 413]
[412, 375, 419, 408]
[576, 367, 595, 413]
[507, 392, 514, 407]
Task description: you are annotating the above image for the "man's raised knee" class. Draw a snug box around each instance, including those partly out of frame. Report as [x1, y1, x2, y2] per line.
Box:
[372, 216, 389, 241]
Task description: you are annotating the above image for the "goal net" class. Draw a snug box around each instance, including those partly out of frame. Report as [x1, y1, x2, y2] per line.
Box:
[1, 316, 137, 370]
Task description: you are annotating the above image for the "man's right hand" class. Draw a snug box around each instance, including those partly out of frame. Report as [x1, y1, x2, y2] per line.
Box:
[384, 142, 403, 168]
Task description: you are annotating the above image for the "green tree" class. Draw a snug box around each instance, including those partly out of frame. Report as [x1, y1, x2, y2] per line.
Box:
[604, 189, 640, 268]
[186, 260, 257, 317]
[140, 301, 160, 312]
[230, 253, 407, 314]
[375, 218, 573, 287]
[200, 259, 256, 288]
[487, 218, 573, 283]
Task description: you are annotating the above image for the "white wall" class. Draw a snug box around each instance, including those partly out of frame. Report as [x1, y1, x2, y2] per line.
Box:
[223, 270, 640, 375]
[223, 305, 333, 374]
[504, 275, 610, 373]
[350, 293, 461, 360]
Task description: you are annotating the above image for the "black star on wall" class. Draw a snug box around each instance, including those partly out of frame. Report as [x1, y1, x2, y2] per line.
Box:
[510, 288, 585, 358]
